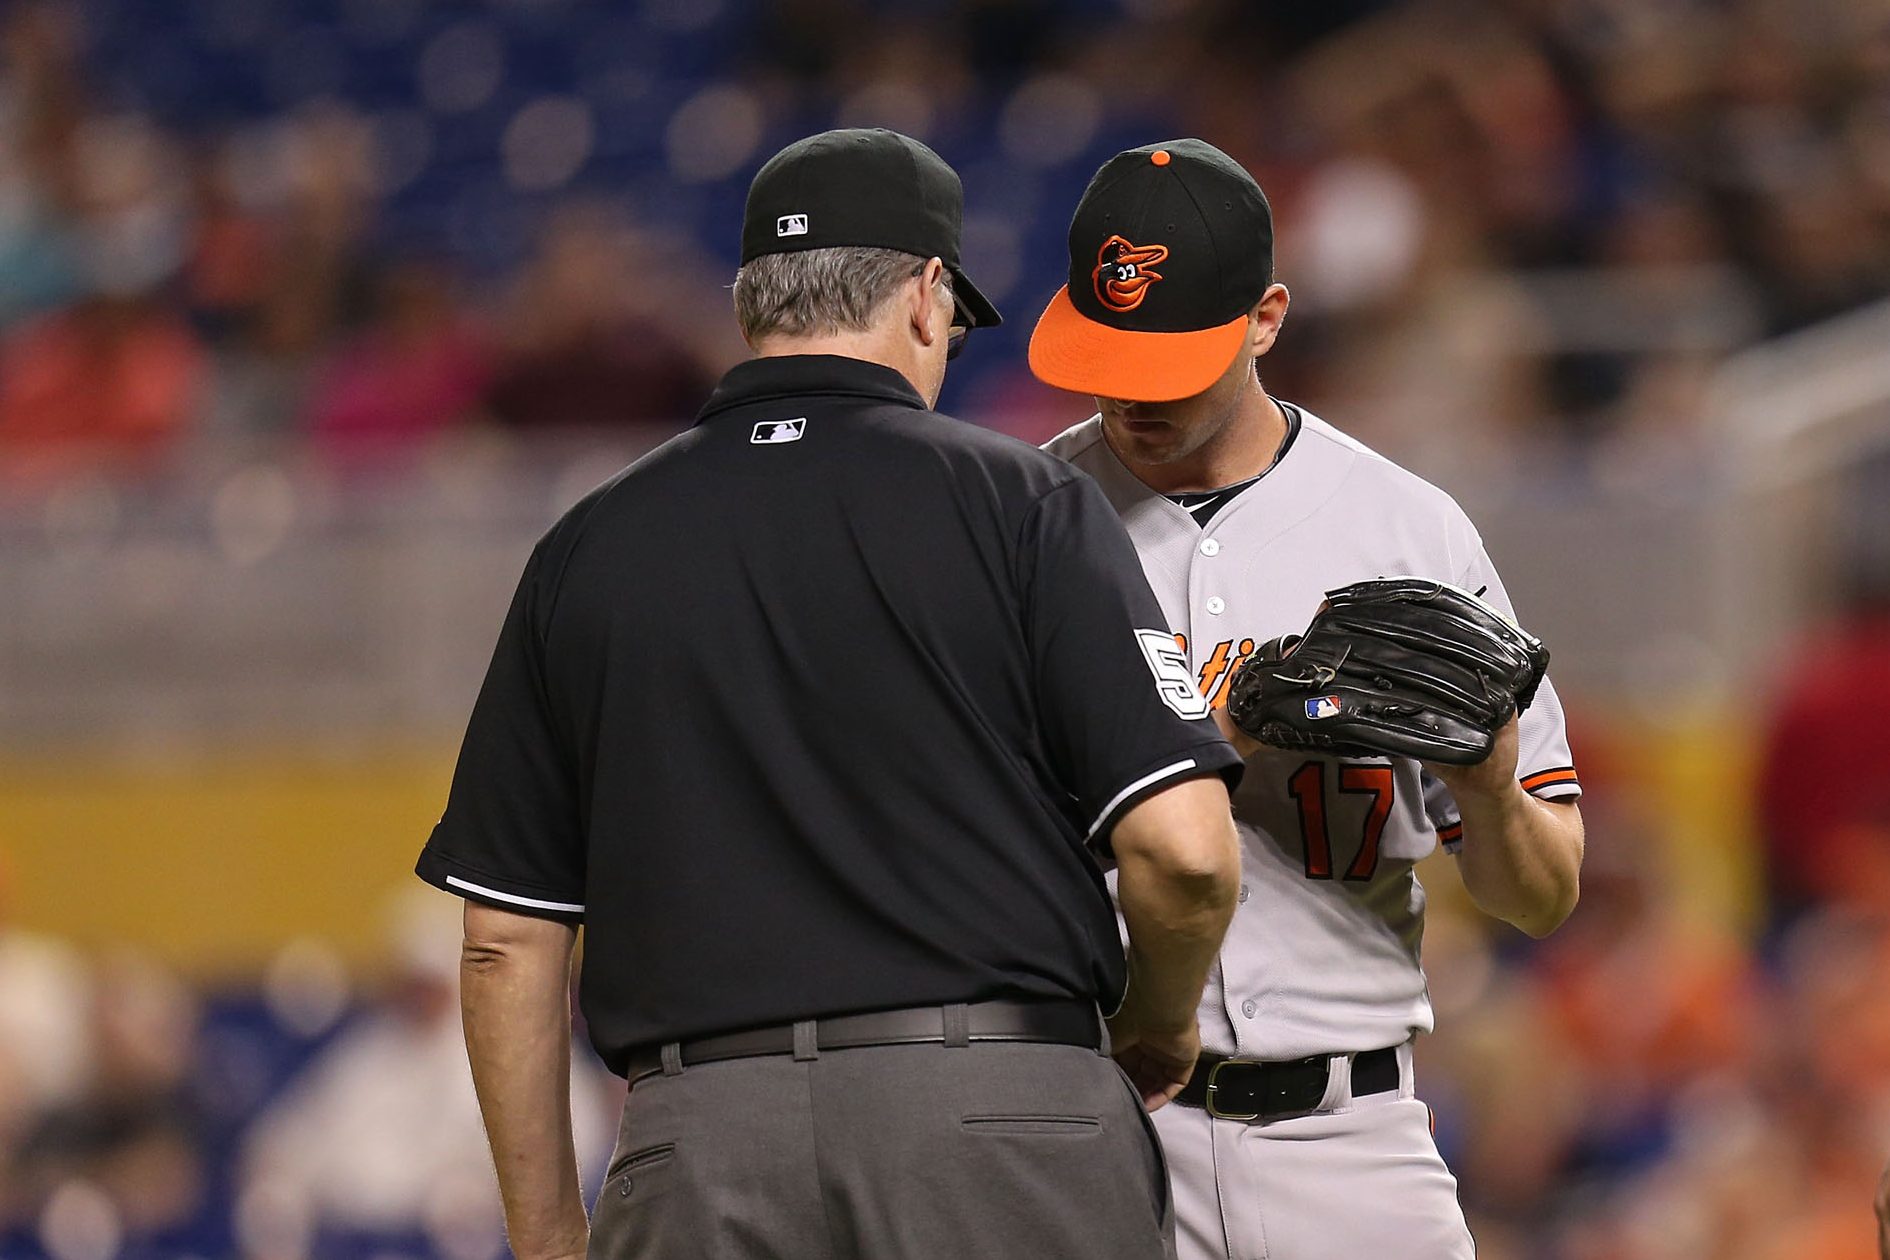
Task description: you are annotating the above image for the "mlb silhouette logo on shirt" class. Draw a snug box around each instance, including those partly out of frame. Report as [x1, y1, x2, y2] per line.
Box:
[752, 419, 807, 444]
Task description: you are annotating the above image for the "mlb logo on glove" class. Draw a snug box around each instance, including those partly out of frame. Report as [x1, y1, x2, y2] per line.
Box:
[1306, 696, 1342, 720]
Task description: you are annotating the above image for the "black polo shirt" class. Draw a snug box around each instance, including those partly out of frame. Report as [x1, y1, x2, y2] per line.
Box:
[417, 354, 1241, 1075]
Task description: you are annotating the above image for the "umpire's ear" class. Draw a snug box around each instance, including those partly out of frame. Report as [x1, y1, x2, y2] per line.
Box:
[1249, 284, 1291, 357]
[907, 256, 952, 351]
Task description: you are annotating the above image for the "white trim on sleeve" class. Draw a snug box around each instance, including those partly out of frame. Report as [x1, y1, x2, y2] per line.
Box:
[445, 875, 585, 914]
[1529, 783, 1583, 801]
[1087, 758, 1200, 841]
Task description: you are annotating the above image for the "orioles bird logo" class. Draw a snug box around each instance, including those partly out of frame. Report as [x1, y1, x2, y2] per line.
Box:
[1092, 234, 1169, 312]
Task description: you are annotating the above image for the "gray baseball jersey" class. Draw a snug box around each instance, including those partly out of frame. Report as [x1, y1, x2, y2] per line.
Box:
[1046, 404, 1580, 1062]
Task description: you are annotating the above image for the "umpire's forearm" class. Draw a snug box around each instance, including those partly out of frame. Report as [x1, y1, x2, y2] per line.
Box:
[1112, 776, 1242, 1031]
[1456, 790, 1583, 938]
[460, 902, 589, 1260]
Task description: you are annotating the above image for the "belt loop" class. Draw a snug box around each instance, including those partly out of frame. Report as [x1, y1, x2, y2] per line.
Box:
[792, 1020, 819, 1062]
[1323, 1052, 1351, 1112]
[942, 1003, 970, 1048]
[660, 1043, 684, 1077]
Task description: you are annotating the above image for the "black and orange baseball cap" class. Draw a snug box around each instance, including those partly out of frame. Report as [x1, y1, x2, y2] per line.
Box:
[742, 128, 1002, 329]
[1030, 139, 1273, 401]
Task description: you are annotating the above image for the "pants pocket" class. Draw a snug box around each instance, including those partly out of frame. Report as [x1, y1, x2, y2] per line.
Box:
[595, 1140, 680, 1230]
[605, 1141, 677, 1182]
[961, 1114, 1103, 1136]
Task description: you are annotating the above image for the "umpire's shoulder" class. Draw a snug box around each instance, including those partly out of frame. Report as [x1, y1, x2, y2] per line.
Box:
[524, 427, 704, 604]
[894, 403, 1095, 504]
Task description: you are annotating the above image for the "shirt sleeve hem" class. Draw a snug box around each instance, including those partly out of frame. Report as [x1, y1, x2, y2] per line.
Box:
[1518, 765, 1580, 797]
[1526, 781, 1582, 801]
[1086, 741, 1244, 856]
[415, 848, 585, 921]
[1437, 768, 1581, 855]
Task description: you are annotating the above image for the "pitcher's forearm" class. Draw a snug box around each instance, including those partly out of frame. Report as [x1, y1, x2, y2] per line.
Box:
[460, 904, 588, 1260]
[1456, 790, 1583, 937]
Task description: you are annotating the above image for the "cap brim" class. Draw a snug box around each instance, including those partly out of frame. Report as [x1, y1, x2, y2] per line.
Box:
[947, 264, 1002, 329]
[1028, 286, 1248, 402]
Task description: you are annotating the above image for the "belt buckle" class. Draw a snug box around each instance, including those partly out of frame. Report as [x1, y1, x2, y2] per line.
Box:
[1204, 1058, 1262, 1121]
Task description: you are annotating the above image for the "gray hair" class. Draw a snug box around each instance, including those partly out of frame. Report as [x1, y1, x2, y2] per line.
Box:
[733, 246, 939, 341]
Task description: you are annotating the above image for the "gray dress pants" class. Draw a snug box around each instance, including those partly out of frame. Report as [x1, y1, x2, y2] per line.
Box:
[588, 1039, 1175, 1260]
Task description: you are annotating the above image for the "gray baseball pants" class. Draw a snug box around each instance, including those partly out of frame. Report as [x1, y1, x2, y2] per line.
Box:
[1152, 1043, 1475, 1259]
[587, 1039, 1175, 1260]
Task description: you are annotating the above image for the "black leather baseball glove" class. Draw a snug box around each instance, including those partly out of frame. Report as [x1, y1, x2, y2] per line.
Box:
[1224, 578, 1550, 765]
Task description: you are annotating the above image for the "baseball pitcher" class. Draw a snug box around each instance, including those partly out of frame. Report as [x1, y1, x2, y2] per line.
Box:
[1030, 138, 1586, 1259]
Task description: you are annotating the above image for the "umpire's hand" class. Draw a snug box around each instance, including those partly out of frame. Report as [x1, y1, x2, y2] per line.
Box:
[1106, 1000, 1201, 1112]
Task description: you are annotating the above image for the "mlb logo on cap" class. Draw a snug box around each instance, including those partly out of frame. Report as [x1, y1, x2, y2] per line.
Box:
[740, 128, 1003, 328]
[1305, 695, 1342, 720]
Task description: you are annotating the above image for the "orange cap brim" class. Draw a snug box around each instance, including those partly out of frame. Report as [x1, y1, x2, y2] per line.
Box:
[1027, 286, 1250, 403]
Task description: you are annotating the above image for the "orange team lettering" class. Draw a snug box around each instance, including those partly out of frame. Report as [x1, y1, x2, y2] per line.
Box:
[1201, 638, 1256, 709]
[1196, 641, 1233, 702]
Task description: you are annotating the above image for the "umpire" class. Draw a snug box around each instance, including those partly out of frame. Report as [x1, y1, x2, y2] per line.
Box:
[417, 128, 1243, 1260]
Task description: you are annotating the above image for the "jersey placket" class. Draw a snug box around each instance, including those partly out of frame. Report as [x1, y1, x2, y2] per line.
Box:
[1177, 492, 1268, 1052]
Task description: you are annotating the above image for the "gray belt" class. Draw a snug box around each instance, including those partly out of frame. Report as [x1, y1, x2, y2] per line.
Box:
[623, 998, 1101, 1084]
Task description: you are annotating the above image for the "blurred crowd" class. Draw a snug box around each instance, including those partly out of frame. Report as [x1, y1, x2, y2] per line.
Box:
[1, 0, 1889, 490]
[1421, 742, 1890, 1260]
[4, 0, 1890, 1258]
[6, 730, 1890, 1260]
[0, 883, 623, 1260]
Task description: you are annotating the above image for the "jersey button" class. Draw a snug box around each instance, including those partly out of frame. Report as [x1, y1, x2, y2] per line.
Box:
[1205, 597, 1226, 615]
[1241, 998, 1258, 1018]
[1200, 538, 1220, 557]
[1237, 884, 1249, 903]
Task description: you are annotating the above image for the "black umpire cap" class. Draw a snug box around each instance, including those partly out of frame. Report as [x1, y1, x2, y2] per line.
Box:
[741, 128, 1004, 329]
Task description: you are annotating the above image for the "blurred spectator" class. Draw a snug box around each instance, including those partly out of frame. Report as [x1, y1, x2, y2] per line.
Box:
[0, 295, 206, 481]
[304, 260, 492, 467]
[246, 105, 377, 361]
[6, 952, 206, 1244]
[1757, 455, 1890, 924]
[486, 207, 717, 432]
[0, 170, 84, 330]
[196, 108, 380, 440]
[0, 41, 208, 480]
[0, 857, 93, 1227]
[236, 889, 613, 1250]
[0, 1, 86, 328]
[181, 148, 276, 345]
